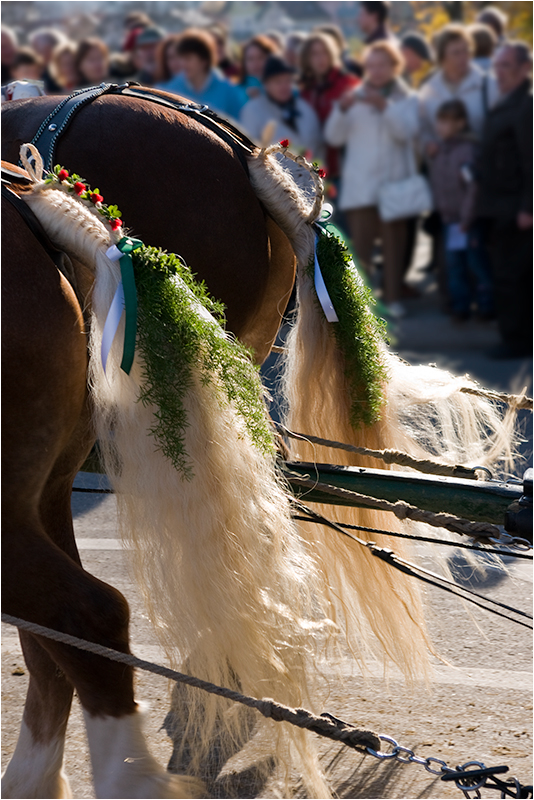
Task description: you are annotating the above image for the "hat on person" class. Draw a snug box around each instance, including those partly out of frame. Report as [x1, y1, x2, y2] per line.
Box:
[401, 31, 434, 62]
[263, 55, 296, 82]
[135, 26, 165, 47]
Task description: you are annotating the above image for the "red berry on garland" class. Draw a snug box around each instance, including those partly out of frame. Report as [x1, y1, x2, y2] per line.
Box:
[317, 168, 327, 179]
[90, 192, 104, 204]
[58, 169, 69, 182]
[74, 182, 86, 195]
[110, 218, 122, 231]
[279, 139, 289, 148]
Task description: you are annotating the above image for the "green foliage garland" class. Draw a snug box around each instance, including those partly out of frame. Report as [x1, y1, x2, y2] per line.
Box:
[308, 226, 388, 429]
[132, 246, 275, 479]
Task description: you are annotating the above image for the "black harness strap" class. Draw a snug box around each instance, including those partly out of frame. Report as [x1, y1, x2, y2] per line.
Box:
[28, 83, 122, 172]
[28, 82, 256, 178]
[116, 85, 256, 173]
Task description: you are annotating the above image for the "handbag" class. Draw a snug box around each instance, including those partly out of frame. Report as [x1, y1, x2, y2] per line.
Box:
[378, 142, 433, 222]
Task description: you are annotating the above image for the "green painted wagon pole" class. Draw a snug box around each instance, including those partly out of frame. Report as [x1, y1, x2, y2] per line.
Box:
[284, 461, 523, 526]
[79, 449, 528, 530]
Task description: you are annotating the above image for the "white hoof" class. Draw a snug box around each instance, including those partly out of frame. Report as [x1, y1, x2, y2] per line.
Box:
[84, 707, 206, 798]
[2, 720, 71, 799]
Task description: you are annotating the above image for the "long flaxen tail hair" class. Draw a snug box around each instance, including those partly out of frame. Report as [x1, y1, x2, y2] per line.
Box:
[248, 144, 518, 674]
[22, 161, 346, 798]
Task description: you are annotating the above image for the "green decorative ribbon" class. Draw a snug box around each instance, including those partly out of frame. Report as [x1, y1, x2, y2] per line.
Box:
[116, 236, 143, 374]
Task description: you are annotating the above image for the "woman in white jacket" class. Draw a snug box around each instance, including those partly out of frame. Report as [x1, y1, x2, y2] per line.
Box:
[418, 24, 499, 154]
[325, 41, 419, 317]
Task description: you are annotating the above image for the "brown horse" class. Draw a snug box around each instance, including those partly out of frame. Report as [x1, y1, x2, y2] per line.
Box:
[1, 91, 296, 364]
[2, 95, 519, 800]
[1, 130, 337, 796]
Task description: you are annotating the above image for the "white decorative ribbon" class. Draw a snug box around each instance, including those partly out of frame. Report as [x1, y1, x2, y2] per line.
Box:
[101, 245, 125, 373]
[314, 233, 339, 323]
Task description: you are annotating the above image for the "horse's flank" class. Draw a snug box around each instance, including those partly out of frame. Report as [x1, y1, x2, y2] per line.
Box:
[1, 94, 296, 363]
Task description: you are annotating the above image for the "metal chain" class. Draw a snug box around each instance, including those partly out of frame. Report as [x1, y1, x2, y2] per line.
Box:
[365, 736, 532, 799]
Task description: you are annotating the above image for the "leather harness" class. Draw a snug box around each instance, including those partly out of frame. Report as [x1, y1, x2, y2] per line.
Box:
[5, 82, 259, 292]
[26, 81, 257, 175]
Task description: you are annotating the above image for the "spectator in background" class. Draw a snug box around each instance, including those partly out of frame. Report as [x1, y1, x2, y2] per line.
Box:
[10, 47, 44, 83]
[428, 100, 494, 322]
[357, 2, 396, 45]
[239, 35, 280, 101]
[419, 25, 499, 152]
[401, 31, 434, 87]
[1, 26, 18, 84]
[476, 6, 508, 45]
[122, 11, 153, 51]
[316, 24, 363, 77]
[285, 32, 307, 70]
[74, 38, 110, 88]
[240, 55, 321, 156]
[158, 29, 245, 120]
[132, 26, 165, 86]
[468, 23, 497, 73]
[477, 42, 533, 358]
[49, 41, 78, 92]
[400, 31, 434, 293]
[28, 27, 66, 92]
[264, 31, 286, 52]
[155, 33, 183, 84]
[209, 24, 240, 80]
[325, 41, 418, 318]
[299, 32, 359, 180]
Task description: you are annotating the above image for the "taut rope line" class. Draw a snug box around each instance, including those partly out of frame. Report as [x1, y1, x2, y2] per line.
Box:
[276, 423, 486, 480]
[289, 474, 502, 539]
[0, 612, 380, 753]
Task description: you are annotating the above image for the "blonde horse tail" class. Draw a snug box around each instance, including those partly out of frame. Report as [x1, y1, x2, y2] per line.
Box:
[247, 147, 519, 679]
[23, 180, 337, 797]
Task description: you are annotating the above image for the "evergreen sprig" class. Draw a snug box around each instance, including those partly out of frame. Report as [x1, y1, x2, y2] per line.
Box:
[307, 226, 388, 429]
[132, 246, 275, 479]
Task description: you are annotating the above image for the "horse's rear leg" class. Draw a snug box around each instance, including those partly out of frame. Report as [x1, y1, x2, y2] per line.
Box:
[3, 633, 74, 799]
[2, 521, 203, 799]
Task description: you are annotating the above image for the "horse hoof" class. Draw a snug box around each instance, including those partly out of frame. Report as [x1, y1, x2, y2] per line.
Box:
[1, 771, 72, 799]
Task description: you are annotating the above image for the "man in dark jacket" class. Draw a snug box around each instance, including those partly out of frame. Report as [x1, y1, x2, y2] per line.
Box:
[477, 42, 533, 358]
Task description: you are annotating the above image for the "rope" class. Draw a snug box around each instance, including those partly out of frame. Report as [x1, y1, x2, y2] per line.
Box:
[275, 424, 484, 480]
[459, 386, 533, 411]
[1, 612, 380, 754]
[288, 474, 502, 540]
[293, 501, 533, 629]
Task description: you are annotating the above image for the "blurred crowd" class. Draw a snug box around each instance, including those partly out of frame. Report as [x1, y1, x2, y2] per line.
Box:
[2, 1, 532, 358]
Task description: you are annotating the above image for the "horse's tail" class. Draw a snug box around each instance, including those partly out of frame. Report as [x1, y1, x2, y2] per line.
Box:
[23, 180, 336, 797]
[247, 147, 519, 676]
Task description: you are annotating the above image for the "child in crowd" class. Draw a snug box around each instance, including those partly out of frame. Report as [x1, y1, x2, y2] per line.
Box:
[428, 99, 494, 321]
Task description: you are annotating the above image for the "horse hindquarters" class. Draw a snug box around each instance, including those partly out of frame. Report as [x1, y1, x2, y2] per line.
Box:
[2, 207, 203, 799]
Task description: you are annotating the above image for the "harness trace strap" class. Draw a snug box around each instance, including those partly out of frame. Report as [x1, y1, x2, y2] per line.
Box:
[28, 82, 256, 176]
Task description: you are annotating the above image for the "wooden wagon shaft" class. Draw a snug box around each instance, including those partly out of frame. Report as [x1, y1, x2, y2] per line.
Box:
[284, 461, 525, 527]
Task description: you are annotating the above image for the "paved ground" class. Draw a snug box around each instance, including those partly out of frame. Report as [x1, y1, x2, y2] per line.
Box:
[2, 233, 532, 798]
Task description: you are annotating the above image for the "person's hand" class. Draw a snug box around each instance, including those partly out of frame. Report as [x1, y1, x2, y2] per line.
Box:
[517, 211, 533, 230]
[362, 88, 387, 111]
[339, 89, 357, 112]
[426, 141, 439, 158]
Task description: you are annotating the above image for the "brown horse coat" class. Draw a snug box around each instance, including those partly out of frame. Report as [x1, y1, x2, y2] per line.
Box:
[2, 92, 296, 363]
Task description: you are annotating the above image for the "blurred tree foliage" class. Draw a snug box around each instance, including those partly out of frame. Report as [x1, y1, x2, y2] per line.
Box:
[410, 2, 533, 45]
